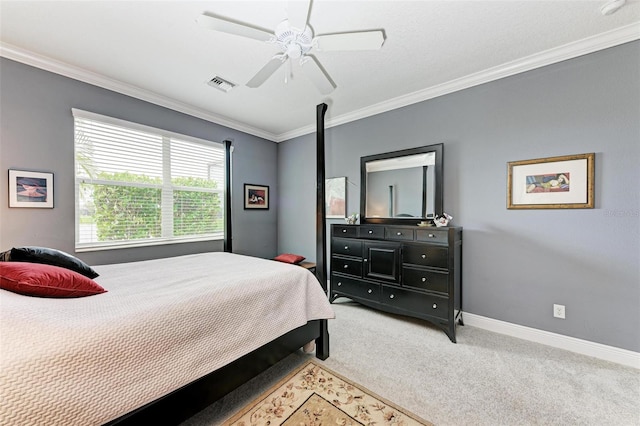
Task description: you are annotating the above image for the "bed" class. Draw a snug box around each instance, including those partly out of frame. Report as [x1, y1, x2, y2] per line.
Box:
[0, 252, 334, 425]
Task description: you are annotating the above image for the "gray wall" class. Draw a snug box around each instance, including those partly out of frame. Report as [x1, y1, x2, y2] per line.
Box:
[277, 41, 640, 352]
[0, 58, 279, 264]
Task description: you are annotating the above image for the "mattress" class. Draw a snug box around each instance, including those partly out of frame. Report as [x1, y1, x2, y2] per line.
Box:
[0, 252, 334, 425]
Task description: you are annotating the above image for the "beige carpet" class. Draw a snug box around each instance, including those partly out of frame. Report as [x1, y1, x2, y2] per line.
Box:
[222, 360, 433, 425]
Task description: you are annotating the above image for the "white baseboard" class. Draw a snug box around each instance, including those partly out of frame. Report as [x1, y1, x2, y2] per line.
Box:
[463, 313, 640, 369]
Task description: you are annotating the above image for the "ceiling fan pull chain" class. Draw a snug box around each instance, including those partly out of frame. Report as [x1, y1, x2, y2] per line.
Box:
[285, 59, 293, 84]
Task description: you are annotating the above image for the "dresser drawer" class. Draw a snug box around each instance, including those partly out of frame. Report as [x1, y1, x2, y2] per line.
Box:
[403, 244, 448, 269]
[415, 228, 449, 244]
[402, 266, 449, 294]
[332, 225, 358, 238]
[331, 238, 363, 257]
[331, 274, 380, 302]
[385, 227, 414, 241]
[331, 257, 362, 277]
[359, 225, 385, 239]
[382, 286, 449, 320]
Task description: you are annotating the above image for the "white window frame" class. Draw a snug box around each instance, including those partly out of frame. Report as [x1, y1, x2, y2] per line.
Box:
[72, 109, 224, 252]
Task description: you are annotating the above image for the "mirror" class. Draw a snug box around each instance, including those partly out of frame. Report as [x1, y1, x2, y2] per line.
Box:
[360, 144, 443, 224]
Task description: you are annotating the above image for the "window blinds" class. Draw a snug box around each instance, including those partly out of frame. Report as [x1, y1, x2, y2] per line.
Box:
[73, 109, 224, 250]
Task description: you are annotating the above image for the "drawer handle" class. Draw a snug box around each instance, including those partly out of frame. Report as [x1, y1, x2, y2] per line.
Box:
[389, 294, 395, 299]
[421, 277, 427, 282]
[344, 246, 349, 250]
[337, 282, 342, 287]
[428, 233, 436, 238]
[368, 289, 372, 294]
[368, 230, 373, 234]
[396, 232, 402, 236]
[421, 254, 426, 259]
[432, 303, 437, 309]
[342, 229, 347, 233]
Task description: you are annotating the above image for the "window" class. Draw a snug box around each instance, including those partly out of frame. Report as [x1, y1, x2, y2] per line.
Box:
[73, 109, 225, 251]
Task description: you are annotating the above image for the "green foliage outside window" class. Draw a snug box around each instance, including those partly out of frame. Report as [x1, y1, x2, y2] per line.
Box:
[85, 172, 220, 241]
[173, 177, 221, 236]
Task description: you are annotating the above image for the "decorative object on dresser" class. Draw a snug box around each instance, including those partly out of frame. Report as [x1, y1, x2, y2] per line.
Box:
[330, 223, 462, 342]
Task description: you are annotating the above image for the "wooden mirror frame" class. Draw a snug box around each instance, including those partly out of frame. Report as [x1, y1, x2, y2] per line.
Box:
[360, 143, 443, 225]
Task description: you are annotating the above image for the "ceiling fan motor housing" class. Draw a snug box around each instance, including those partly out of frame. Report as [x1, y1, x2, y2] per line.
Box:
[274, 19, 313, 59]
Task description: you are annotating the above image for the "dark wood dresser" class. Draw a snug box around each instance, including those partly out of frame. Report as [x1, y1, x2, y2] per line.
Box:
[330, 223, 463, 342]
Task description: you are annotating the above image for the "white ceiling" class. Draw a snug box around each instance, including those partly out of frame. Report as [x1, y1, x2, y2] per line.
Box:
[1, 1, 639, 142]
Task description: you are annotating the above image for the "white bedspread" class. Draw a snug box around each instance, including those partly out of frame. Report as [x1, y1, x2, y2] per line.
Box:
[0, 252, 334, 425]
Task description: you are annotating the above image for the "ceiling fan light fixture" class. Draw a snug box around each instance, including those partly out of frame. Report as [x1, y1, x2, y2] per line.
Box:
[600, 0, 626, 15]
[273, 20, 313, 59]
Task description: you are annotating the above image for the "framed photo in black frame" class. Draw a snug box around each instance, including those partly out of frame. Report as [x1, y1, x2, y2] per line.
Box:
[244, 184, 269, 210]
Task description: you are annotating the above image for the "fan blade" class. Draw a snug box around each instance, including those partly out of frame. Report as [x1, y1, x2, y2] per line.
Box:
[246, 57, 285, 88]
[302, 56, 336, 94]
[315, 30, 384, 51]
[197, 13, 273, 42]
[287, 0, 311, 31]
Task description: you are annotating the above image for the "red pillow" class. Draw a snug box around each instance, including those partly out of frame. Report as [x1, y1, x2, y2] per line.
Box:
[274, 253, 306, 264]
[0, 262, 106, 298]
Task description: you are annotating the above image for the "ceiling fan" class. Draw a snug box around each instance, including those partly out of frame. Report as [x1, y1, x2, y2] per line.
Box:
[196, 0, 385, 94]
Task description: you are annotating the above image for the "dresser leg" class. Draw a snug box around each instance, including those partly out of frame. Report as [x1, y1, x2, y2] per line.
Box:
[446, 328, 457, 343]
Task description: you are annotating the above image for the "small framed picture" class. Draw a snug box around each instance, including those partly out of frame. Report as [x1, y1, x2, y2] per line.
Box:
[244, 184, 269, 210]
[9, 169, 54, 208]
[326, 177, 346, 218]
[507, 153, 594, 209]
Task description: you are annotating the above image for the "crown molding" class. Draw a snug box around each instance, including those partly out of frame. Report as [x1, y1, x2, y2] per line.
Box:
[0, 42, 279, 142]
[2, 22, 639, 144]
[276, 22, 640, 142]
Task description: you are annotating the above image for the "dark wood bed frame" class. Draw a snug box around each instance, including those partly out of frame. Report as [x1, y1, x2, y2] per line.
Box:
[105, 104, 330, 425]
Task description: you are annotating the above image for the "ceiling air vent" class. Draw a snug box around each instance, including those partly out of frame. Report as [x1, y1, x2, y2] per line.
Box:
[207, 76, 235, 92]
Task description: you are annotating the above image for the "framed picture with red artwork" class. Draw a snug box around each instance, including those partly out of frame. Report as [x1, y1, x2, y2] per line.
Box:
[244, 183, 269, 210]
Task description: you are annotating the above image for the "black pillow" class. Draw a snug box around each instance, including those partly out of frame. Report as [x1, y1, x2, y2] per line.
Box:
[6, 246, 99, 279]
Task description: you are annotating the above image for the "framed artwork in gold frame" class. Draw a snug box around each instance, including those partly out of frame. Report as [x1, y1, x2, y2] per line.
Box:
[507, 153, 594, 209]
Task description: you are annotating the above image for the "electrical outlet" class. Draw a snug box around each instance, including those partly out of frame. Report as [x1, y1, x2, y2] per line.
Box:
[553, 304, 566, 319]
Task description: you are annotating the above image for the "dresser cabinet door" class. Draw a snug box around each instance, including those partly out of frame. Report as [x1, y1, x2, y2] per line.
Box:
[382, 286, 449, 320]
[363, 241, 401, 283]
[332, 275, 380, 303]
[403, 244, 449, 269]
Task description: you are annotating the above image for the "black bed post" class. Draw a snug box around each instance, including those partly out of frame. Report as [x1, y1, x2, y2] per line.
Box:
[223, 140, 233, 253]
[315, 103, 330, 360]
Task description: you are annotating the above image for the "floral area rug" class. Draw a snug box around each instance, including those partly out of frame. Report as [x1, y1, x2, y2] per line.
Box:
[223, 361, 433, 426]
